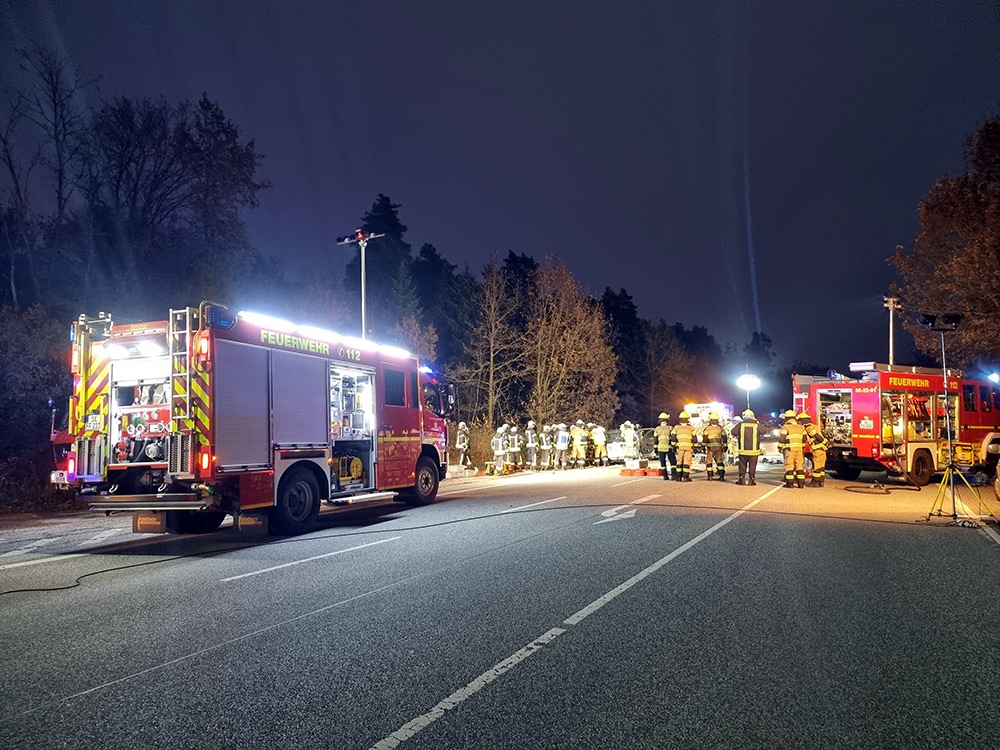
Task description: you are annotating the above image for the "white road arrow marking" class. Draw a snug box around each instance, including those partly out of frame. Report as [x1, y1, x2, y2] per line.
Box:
[593, 494, 657, 525]
[594, 506, 637, 524]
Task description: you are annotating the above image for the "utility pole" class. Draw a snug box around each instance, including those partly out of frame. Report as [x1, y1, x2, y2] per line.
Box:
[337, 228, 384, 340]
[883, 296, 902, 365]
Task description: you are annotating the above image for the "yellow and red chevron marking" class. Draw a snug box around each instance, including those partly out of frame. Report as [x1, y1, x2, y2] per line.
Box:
[79, 346, 109, 438]
[191, 367, 212, 444]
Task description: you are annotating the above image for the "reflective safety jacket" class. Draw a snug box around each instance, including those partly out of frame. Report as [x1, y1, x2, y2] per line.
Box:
[703, 423, 725, 449]
[778, 421, 805, 451]
[736, 420, 762, 456]
[670, 423, 694, 451]
[804, 423, 828, 451]
[654, 423, 671, 451]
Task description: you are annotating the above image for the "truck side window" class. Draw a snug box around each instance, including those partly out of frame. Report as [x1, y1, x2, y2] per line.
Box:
[962, 384, 976, 412]
[980, 385, 992, 411]
[384, 369, 405, 407]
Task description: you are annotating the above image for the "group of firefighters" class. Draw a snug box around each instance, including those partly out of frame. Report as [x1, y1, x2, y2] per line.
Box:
[649, 408, 828, 487]
[467, 420, 615, 474]
[453, 408, 829, 487]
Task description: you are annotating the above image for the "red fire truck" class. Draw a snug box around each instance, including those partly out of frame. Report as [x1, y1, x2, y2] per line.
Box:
[792, 362, 1000, 485]
[51, 302, 454, 534]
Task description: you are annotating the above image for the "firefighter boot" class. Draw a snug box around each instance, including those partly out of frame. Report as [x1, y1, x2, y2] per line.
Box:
[662, 469, 669, 481]
[718, 469, 725, 482]
[784, 478, 794, 488]
[797, 479, 805, 489]
[736, 476, 745, 485]
[809, 477, 820, 487]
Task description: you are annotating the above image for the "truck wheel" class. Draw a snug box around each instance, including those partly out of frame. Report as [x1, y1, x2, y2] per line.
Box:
[403, 456, 439, 506]
[832, 466, 861, 481]
[908, 451, 934, 486]
[165, 510, 225, 534]
[271, 467, 320, 535]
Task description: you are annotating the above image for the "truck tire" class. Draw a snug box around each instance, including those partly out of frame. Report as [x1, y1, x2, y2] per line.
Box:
[165, 510, 225, 534]
[908, 451, 934, 486]
[271, 467, 320, 535]
[403, 456, 439, 506]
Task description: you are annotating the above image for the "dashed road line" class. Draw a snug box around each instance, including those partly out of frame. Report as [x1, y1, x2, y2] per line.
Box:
[500, 496, 567, 513]
[221, 536, 402, 581]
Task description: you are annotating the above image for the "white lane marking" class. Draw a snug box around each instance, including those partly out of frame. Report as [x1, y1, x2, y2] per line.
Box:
[0, 537, 60, 557]
[220, 537, 402, 581]
[0, 553, 86, 571]
[79, 529, 125, 546]
[566, 487, 779, 626]
[611, 478, 646, 487]
[370, 489, 776, 748]
[500, 496, 566, 514]
[956, 497, 1000, 546]
[368, 627, 566, 750]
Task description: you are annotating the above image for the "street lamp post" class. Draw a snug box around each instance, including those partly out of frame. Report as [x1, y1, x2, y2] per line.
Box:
[736, 370, 761, 411]
[337, 228, 384, 340]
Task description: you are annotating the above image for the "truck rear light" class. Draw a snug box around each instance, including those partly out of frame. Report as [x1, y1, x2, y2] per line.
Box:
[199, 447, 211, 472]
[67, 453, 77, 482]
[872, 446, 879, 457]
[198, 333, 210, 358]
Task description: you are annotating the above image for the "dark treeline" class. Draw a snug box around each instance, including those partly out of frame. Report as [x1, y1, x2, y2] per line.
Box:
[20, 51, 1000, 506]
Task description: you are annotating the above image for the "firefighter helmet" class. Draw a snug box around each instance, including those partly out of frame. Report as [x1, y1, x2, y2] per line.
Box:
[658, 412, 669, 419]
[458, 421, 467, 429]
[782, 409, 797, 420]
[679, 411, 690, 420]
[709, 411, 719, 420]
[527, 420, 535, 428]
[797, 412, 811, 423]
[742, 409, 755, 419]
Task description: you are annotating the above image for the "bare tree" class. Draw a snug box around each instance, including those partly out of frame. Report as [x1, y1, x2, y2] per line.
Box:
[522, 258, 619, 425]
[0, 90, 42, 307]
[450, 258, 522, 426]
[640, 319, 697, 419]
[18, 46, 92, 218]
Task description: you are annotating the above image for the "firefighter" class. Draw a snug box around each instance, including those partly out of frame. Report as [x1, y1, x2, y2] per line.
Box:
[525, 420, 538, 469]
[799, 412, 828, 486]
[620, 420, 637, 459]
[455, 421, 471, 468]
[507, 425, 523, 469]
[490, 425, 508, 475]
[654, 412, 672, 480]
[703, 412, 726, 481]
[539, 424, 553, 469]
[734, 409, 761, 485]
[670, 411, 695, 482]
[591, 423, 608, 466]
[570, 419, 587, 467]
[778, 409, 806, 488]
[554, 423, 570, 469]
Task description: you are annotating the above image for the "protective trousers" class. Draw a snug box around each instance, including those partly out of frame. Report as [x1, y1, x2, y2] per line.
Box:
[784, 449, 805, 486]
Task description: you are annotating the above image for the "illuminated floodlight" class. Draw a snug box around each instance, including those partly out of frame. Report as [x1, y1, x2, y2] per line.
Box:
[989, 373, 999, 384]
[137, 340, 165, 357]
[377, 343, 412, 359]
[736, 372, 761, 410]
[297, 325, 341, 343]
[105, 343, 129, 360]
[238, 310, 296, 332]
[341, 335, 378, 353]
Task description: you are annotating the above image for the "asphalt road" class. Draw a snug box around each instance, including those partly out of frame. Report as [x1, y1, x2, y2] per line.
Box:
[2, 464, 1000, 750]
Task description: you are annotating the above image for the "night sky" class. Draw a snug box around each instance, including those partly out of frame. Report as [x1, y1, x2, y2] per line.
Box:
[3, 1, 1000, 372]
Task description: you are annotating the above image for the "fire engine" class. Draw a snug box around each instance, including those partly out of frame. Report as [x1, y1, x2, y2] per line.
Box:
[792, 362, 1000, 485]
[51, 302, 455, 534]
